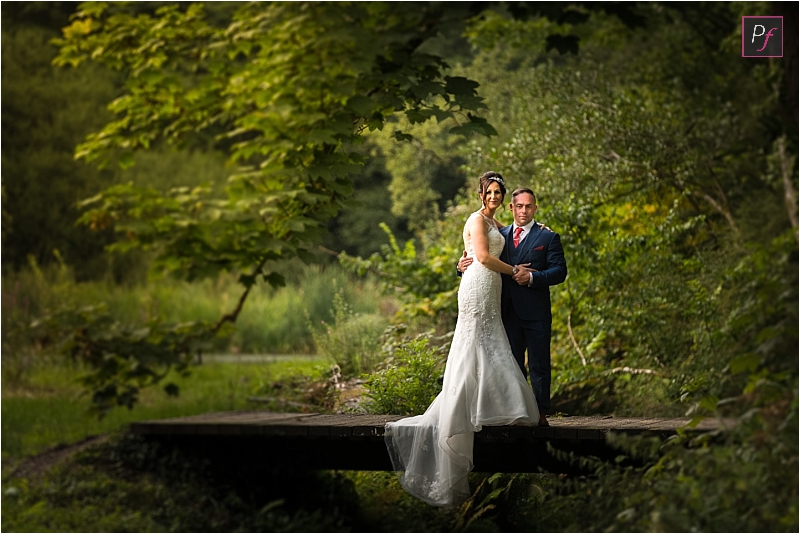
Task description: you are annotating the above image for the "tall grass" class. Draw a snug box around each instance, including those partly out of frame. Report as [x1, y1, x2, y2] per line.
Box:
[1, 259, 386, 361]
[310, 291, 388, 378]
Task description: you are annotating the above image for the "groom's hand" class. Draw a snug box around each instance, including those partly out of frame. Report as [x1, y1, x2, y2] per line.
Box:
[457, 251, 473, 273]
[513, 264, 536, 285]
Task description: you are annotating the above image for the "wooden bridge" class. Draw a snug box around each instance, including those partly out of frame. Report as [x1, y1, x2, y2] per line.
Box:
[130, 411, 729, 473]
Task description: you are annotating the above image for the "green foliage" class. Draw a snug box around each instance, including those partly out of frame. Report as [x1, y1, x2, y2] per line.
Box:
[1, 11, 229, 279]
[362, 338, 444, 416]
[343, 471, 460, 531]
[631, 417, 797, 532]
[29, 303, 226, 416]
[367, 114, 470, 231]
[234, 264, 383, 354]
[52, 1, 498, 286]
[322, 148, 413, 258]
[340, 214, 468, 327]
[77, 181, 298, 284]
[42, 1, 503, 412]
[457, 472, 563, 531]
[310, 291, 387, 378]
[2, 433, 356, 532]
[526, 407, 798, 533]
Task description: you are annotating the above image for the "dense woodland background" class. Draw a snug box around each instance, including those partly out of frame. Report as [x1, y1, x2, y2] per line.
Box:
[2, 1, 798, 532]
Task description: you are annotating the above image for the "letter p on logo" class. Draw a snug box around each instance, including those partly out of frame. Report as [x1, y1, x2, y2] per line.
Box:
[751, 24, 766, 43]
[742, 17, 783, 57]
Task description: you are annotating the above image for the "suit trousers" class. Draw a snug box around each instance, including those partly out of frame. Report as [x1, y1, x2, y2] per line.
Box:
[502, 311, 551, 413]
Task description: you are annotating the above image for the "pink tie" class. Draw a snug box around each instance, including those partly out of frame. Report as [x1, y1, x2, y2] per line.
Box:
[513, 226, 524, 248]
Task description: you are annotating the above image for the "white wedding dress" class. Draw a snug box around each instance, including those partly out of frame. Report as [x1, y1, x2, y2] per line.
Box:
[385, 211, 539, 507]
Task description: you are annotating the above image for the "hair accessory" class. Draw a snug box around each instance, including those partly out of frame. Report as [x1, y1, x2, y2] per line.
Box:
[487, 175, 505, 188]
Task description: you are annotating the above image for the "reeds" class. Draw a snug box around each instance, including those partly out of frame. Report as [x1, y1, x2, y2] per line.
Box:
[1, 259, 385, 382]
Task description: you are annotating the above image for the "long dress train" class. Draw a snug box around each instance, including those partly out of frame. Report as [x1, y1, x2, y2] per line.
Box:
[384, 211, 539, 507]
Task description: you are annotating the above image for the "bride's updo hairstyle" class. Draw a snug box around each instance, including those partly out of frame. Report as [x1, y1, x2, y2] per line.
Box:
[478, 171, 507, 208]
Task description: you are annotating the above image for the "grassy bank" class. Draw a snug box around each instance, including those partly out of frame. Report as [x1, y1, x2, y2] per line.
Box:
[1, 358, 327, 463]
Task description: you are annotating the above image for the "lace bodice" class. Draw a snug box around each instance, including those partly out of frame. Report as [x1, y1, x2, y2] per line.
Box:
[463, 211, 505, 260]
[458, 211, 503, 364]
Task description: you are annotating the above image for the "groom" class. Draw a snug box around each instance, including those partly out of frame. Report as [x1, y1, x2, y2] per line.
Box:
[458, 187, 567, 426]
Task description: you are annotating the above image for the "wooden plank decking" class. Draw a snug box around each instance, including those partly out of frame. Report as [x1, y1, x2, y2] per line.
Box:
[130, 412, 729, 473]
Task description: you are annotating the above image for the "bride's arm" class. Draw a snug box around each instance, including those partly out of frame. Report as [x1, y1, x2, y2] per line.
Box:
[467, 215, 516, 276]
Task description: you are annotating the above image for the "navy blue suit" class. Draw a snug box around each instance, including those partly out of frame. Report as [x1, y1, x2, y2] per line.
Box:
[498, 222, 567, 412]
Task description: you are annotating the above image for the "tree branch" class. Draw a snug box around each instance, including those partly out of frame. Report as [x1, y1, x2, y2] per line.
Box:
[579, 100, 617, 114]
[666, 178, 717, 239]
[777, 135, 798, 231]
[691, 190, 740, 235]
[566, 283, 590, 366]
[318, 245, 340, 257]
[568, 313, 587, 367]
[212, 258, 268, 334]
[605, 366, 661, 376]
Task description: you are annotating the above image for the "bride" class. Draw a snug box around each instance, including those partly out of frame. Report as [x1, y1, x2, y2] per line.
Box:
[384, 171, 540, 507]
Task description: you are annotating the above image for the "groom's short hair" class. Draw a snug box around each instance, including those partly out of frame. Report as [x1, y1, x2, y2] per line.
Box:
[511, 188, 536, 204]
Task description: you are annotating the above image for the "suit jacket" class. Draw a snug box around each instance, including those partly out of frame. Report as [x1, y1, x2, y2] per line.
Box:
[499, 223, 567, 322]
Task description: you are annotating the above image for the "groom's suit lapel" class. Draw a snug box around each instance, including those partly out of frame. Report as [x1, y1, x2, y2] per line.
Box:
[500, 225, 513, 262]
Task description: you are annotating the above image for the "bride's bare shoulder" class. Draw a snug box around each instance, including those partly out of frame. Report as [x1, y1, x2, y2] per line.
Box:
[465, 211, 489, 234]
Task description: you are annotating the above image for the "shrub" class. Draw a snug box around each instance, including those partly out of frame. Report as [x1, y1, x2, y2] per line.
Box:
[310, 291, 387, 378]
[362, 337, 444, 416]
[524, 405, 799, 533]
